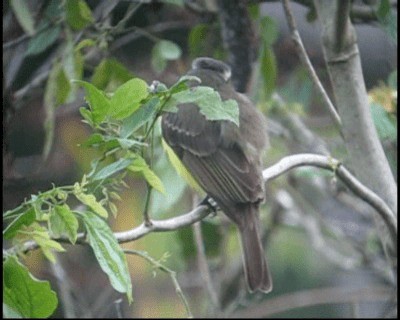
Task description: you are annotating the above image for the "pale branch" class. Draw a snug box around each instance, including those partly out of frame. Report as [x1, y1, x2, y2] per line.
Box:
[3, 154, 396, 256]
[263, 153, 397, 248]
[281, 0, 342, 129]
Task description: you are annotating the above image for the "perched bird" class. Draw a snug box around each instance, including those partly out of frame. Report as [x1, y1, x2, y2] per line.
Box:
[161, 57, 272, 292]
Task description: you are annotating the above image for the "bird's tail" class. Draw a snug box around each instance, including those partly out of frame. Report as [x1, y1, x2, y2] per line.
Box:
[237, 205, 272, 293]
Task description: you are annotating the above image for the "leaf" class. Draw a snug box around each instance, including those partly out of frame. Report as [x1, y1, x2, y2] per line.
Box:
[75, 38, 96, 51]
[259, 16, 278, 46]
[78, 211, 133, 303]
[74, 183, 108, 218]
[92, 158, 134, 181]
[3, 256, 58, 318]
[28, 224, 65, 263]
[92, 58, 135, 91]
[162, 139, 203, 193]
[164, 86, 240, 126]
[110, 78, 149, 119]
[376, 0, 397, 44]
[26, 24, 61, 56]
[260, 44, 277, 99]
[66, 0, 94, 30]
[188, 24, 209, 58]
[120, 97, 160, 138]
[49, 205, 79, 244]
[10, 0, 35, 36]
[370, 102, 397, 140]
[72, 80, 111, 125]
[169, 75, 202, 94]
[128, 156, 166, 194]
[3, 208, 36, 240]
[152, 40, 182, 73]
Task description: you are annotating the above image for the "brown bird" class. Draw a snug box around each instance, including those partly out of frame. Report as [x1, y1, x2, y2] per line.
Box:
[161, 57, 272, 292]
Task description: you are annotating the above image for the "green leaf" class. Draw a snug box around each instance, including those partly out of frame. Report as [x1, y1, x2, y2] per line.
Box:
[74, 183, 108, 218]
[370, 102, 397, 140]
[110, 78, 149, 119]
[80, 133, 104, 147]
[3, 208, 36, 240]
[28, 223, 65, 263]
[260, 16, 278, 46]
[49, 205, 79, 244]
[128, 156, 166, 194]
[188, 24, 209, 58]
[260, 44, 277, 99]
[162, 139, 203, 193]
[75, 38, 96, 51]
[152, 40, 182, 73]
[3, 256, 58, 318]
[92, 158, 134, 181]
[72, 80, 111, 125]
[164, 86, 240, 126]
[376, 0, 397, 44]
[92, 58, 135, 91]
[10, 0, 35, 36]
[79, 211, 133, 303]
[170, 75, 202, 94]
[121, 97, 160, 138]
[26, 24, 61, 56]
[66, 0, 94, 30]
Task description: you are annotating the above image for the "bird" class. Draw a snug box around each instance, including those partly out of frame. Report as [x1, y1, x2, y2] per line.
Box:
[161, 57, 272, 293]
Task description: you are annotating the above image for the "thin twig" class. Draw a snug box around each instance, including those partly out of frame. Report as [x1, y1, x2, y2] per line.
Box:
[281, 0, 342, 129]
[335, 0, 351, 52]
[124, 249, 193, 318]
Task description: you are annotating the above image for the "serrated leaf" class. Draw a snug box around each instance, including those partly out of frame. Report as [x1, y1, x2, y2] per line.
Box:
[10, 0, 35, 36]
[120, 97, 160, 138]
[128, 156, 165, 194]
[66, 0, 94, 30]
[92, 158, 134, 181]
[163, 86, 239, 126]
[170, 75, 201, 94]
[162, 139, 203, 193]
[79, 211, 133, 303]
[110, 78, 149, 119]
[73, 80, 111, 125]
[3, 208, 36, 240]
[49, 205, 78, 244]
[3, 256, 58, 318]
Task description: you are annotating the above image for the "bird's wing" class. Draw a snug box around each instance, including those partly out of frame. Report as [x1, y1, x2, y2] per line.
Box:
[161, 104, 264, 205]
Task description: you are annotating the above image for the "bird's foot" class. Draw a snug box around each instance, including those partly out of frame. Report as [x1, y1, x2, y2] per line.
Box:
[199, 196, 219, 216]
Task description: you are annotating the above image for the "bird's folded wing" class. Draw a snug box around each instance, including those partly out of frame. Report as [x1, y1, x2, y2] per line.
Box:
[162, 104, 264, 205]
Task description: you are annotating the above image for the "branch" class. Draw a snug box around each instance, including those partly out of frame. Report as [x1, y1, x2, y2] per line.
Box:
[4, 154, 396, 261]
[263, 154, 397, 249]
[281, 0, 342, 129]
